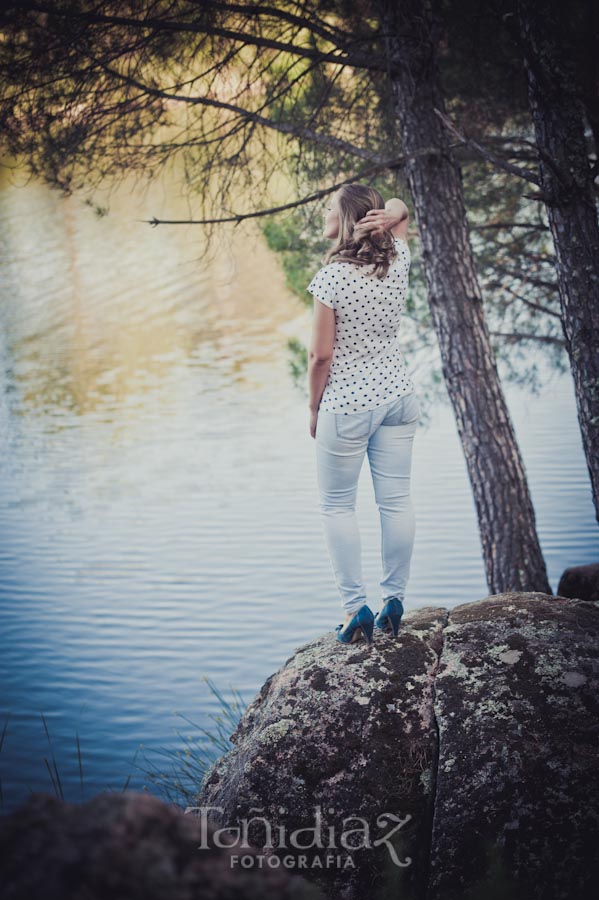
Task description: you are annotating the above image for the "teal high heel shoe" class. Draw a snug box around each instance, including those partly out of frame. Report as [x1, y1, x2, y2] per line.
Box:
[335, 604, 375, 645]
[374, 597, 404, 637]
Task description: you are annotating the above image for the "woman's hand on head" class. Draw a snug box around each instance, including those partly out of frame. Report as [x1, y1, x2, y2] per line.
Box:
[357, 208, 403, 235]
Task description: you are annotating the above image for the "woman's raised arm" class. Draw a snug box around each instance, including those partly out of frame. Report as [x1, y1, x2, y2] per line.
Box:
[357, 197, 409, 238]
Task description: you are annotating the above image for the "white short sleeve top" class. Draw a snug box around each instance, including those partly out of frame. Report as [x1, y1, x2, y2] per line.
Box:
[307, 237, 415, 414]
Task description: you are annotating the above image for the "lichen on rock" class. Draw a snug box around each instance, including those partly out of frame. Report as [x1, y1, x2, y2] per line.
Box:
[197, 592, 599, 900]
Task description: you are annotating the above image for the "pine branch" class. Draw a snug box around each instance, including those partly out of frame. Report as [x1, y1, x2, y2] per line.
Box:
[490, 330, 565, 347]
[5, 2, 390, 73]
[144, 149, 444, 225]
[433, 107, 540, 186]
[90, 58, 381, 163]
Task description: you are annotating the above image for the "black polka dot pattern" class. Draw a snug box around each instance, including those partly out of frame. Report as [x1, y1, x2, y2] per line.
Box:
[307, 236, 415, 414]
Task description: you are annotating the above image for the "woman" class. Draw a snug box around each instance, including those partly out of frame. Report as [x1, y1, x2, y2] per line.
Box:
[307, 183, 421, 647]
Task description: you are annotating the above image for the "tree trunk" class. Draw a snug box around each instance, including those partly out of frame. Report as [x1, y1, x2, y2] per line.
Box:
[516, 0, 599, 526]
[379, 0, 551, 594]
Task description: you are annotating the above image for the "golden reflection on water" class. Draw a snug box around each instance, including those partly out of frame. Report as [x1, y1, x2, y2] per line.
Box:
[0, 162, 307, 420]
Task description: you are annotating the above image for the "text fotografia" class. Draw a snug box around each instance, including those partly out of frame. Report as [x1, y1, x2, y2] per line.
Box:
[183, 805, 412, 869]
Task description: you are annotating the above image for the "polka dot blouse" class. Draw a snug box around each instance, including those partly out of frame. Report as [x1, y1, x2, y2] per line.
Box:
[307, 236, 415, 414]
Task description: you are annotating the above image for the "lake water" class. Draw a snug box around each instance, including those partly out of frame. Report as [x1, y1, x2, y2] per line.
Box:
[0, 170, 597, 814]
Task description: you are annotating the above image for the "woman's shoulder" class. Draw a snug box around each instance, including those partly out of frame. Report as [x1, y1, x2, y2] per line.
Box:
[308, 261, 344, 285]
[310, 260, 354, 284]
[319, 258, 352, 271]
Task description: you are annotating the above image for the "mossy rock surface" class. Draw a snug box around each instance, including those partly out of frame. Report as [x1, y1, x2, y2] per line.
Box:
[198, 593, 599, 900]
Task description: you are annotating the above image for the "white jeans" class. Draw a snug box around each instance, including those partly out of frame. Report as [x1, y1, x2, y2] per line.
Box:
[314, 391, 421, 615]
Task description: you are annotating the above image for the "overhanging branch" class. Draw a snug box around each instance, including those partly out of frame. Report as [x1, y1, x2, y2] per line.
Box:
[490, 330, 565, 346]
[6, 2, 391, 73]
[90, 58, 382, 164]
[433, 108, 540, 186]
[144, 148, 444, 225]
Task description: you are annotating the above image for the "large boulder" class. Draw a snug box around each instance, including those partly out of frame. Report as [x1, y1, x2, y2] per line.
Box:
[197, 593, 599, 900]
[199, 604, 446, 900]
[0, 790, 322, 900]
[558, 561, 599, 602]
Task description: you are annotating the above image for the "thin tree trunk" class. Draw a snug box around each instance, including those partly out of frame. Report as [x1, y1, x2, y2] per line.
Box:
[379, 0, 551, 594]
[516, 0, 599, 526]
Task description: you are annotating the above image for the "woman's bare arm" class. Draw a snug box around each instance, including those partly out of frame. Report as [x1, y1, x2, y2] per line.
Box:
[384, 198, 409, 236]
[308, 299, 335, 413]
[357, 198, 409, 238]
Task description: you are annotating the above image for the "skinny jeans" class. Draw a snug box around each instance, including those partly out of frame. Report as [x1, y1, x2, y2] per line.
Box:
[314, 391, 421, 615]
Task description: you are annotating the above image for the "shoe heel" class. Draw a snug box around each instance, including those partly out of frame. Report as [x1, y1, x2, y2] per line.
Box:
[388, 613, 402, 637]
[361, 620, 374, 645]
[376, 598, 403, 636]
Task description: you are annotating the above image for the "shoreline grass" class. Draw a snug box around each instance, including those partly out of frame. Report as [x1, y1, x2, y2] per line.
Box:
[0, 676, 247, 814]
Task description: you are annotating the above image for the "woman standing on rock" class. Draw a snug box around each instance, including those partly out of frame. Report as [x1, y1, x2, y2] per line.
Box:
[307, 183, 421, 647]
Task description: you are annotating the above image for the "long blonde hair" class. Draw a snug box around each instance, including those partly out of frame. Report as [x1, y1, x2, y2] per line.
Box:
[322, 183, 397, 279]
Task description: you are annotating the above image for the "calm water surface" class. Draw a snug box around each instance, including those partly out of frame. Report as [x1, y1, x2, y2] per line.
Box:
[1, 172, 597, 813]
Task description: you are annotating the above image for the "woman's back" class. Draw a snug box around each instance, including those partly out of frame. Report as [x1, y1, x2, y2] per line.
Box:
[307, 236, 414, 414]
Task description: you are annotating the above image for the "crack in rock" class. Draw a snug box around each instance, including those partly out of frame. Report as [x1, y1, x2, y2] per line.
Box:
[422, 607, 450, 899]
